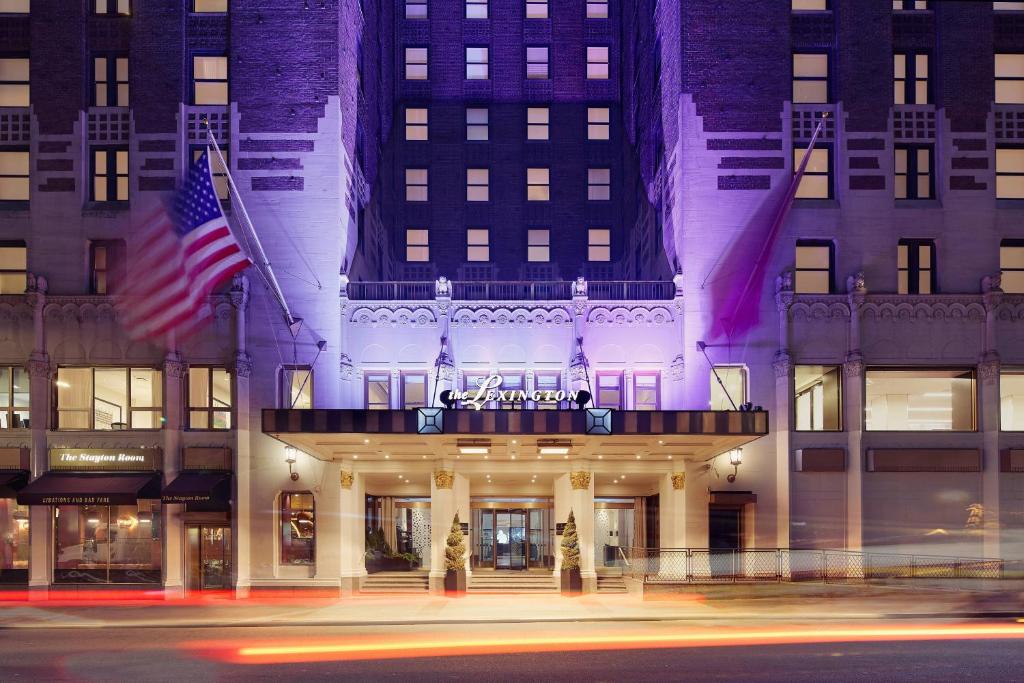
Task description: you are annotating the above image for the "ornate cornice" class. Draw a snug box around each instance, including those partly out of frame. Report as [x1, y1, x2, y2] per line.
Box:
[452, 305, 573, 328]
[586, 305, 673, 326]
[772, 352, 791, 379]
[789, 298, 851, 322]
[570, 471, 591, 490]
[858, 296, 986, 322]
[340, 470, 353, 489]
[433, 469, 454, 489]
[350, 306, 438, 328]
[671, 473, 685, 490]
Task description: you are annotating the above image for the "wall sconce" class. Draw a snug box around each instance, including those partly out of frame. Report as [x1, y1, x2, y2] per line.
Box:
[284, 446, 300, 481]
[727, 449, 743, 483]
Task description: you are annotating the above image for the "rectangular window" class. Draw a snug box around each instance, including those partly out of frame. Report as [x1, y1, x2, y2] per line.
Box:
[586, 46, 609, 79]
[794, 147, 831, 199]
[402, 373, 428, 409]
[527, 106, 549, 139]
[94, 0, 130, 15]
[467, 228, 490, 262]
[794, 240, 834, 293]
[405, 47, 428, 80]
[535, 372, 561, 409]
[193, 0, 228, 11]
[793, 53, 829, 103]
[466, 0, 487, 18]
[192, 147, 229, 200]
[89, 239, 125, 295]
[527, 228, 550, 262]
[281, 366, 312, 409]
[894, 52, 929, 104]
[192, 55, 227, 105]
[466, 168, 489, 201]
[587, 107, 610, 139]
[93, 55, 128, 107]
[405, 168, 428, 201]
[865, 368, 975, 431]
[0, 58, 29, 106]
[0, 498, 27, 573]
[54, 501, 162, 585]
[0, 366, 29, 429]
[280, 492, 315, 565]
[894, 145, 933, 200]
[996, 54, 1024, 104]
[526, 46, 549, 79]
[1000, 239, 1024, 293]
[0, 1, 30, 12]
[0, 242, 25, 293]
[527, 167, 550, 201]
[467, 107, 489, 140]
[1001, 370, 1024, 430]
[587, 1, 609, 18]
[588, 168, 610, 200]
[710, 366, 747, 410]
[995, 2, 1024, 10]
[188, 367, 232, 429]
[892, 0, 927, 9]
[588, 228, 611, 261]
[898, 238, 935, 294]
[596, 372, 623, 409]
[92, 148, 129, 202]
[405, 107, 428, 141]
[794, 365, 842, 431]
[526, 0, 548, 18]
[466, 46, 489, 80]
[406, 228, 429, 262]
[462, 373, 493, 409]
[365, 373, 391, 410]
[405, 0, 427, 19]
[996, 147, 1024, 199]
[0, 151, 29, 201]
[792, 0, 828, 8]
[634, 373, 660, 410]
[56, 367, 162, 430]
[497, 374, 524, 410]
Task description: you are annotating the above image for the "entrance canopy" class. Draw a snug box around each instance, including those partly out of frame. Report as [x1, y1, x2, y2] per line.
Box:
[162, 471, 232, 506]
[17, 472, 162, 506]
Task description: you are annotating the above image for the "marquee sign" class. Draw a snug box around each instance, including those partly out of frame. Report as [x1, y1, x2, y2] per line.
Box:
[48, 448, 160, 471]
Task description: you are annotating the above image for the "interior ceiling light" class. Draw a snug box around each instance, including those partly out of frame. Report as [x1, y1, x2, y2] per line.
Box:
[458, 438, 491, 455]
[538, 438, 571, 456]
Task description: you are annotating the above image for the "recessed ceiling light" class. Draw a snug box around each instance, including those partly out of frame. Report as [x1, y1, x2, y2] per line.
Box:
[483, 455, 489, 459]
[364, 439, 370, 444]
[384, 454, 390, 459]
[598, 455, 603, 459]
[353, 455, 359, 459]
[636, 455, 641, 460]
[511, 455, 517, 460]
[512, 439, 517, 444]
[668, 455, 673, 460]
[540, 447, 570, 455]
[422, 455, 427, 459]
[658, 440, 664, 445]
[563, 454, 569, 459]
[537, 455, 542, 459]
[460, 447, 488, 455]
[613, 479, 618, 483]
[398, 474, 403, 478]
[621, 475, 626, 480]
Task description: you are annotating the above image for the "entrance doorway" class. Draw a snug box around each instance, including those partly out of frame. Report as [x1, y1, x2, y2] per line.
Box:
[186, 525, 232, 590]
[708, 505, 742, 578]
[472, 507, 552, 570]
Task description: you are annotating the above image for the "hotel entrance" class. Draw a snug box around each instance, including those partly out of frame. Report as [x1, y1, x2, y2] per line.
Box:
[471, 501, 553, 570]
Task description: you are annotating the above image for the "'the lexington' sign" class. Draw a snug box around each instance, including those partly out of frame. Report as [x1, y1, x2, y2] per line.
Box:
[448, 375, 584, 411]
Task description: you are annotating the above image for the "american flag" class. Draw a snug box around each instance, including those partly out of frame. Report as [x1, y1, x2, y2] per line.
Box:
[117, 150, 251, 345]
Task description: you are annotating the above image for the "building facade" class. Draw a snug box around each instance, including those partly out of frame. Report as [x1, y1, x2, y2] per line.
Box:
[0, 1, 1022, 594]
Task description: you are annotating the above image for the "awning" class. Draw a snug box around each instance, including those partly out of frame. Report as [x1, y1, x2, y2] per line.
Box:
[0, 470, 29, 498]
[161, 471, 231, 505]
[17, 472, 162, 506]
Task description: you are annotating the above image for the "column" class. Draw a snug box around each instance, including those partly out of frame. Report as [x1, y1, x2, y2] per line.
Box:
[428, 462, 456, 594]
[315, 460, 342, 591]
[659, 471, 687, 549]
[338, 467, 366, 594]
[454, 472, 471, 581]
[230, 275, 252, 596]
[568, 278, 590, 395]
[26, 280, 50, 596]
[773, 275, 794, 549]
[979, 283, 1003, 559]
[162, 352, 187, 597]
[844, 274, 866, 552]
[555, 465, 596, 593]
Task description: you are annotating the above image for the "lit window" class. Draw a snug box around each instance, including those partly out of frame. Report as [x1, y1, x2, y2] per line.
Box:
[281, 492, 315, 565]
[0, 1, 30, 12]
[586, 46, 609, 79]
[405, 168, 428, 201]
[188, 367, 232, 429]
[865, 368, 974, 431]
[89, 239, 125, 295]
[1002, 370, 1024, 430]
[596, 372, 622, 409]
[497, 374, 525, 410]
[192, 55, 227, 105]
[94, 0, 130, 15]
[527, 228, 550, 262]
[588, 168, 610, 200]
[526, 1, 547, 18]
[405, 0, 427, 19]
[467, 228, 490, 262]
[526, 47, 549, 79]
[93, 55, 129, 106]
[365, 373, 390, 410]
[466, 46, 489, 80]
[794, 147, 831, 199]
[92, 148, 129, 202]
[792, 53, 829, 103]
[587, 107, 610, 139]
[894, 145, 933, 200]
[406, 228, 429, 262]
[466, 0, 487, 19]
[467, 168, 489, 201]
[794, 240, 833, 293]
[0, 58, 29, 106]
[527, 167, 549, 201]
[792, 0, 828, 9]
[535, 372, 561, 409]
[710, 366, 747, 410]
[0, 151, 29, 201]
[55, 501, 161, 584]
[0, 366, 29, 429]
[192, 0, 227, 11]
[527, 107, 549, 139]
[894, 52, 929, 104]
[405, 107, 428, 140]
[193, 147, 229, 200]
[897, 238, 935, 294]
[587, 1, 608, 18]
[997, 54, 1024, 104]
[281, 366, 312, 409]
[997, 147, 1024, 199]
[794, 365, 842, 431]
[402, 373, 428, 409]
[634, 373, 660, 410]
[467, 107, 489, 140]
[892, 0, 927, 9]
[0, 242, 25, 293]
[994, 2, 1024, 10]
[1001, 239, 1024, 293]
[405, 47, 428, 80]
[56, 367, 162, 430]
[588, 228, 610, 261]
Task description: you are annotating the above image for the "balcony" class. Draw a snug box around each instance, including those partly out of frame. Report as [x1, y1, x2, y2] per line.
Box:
[344, 279, 676, 302]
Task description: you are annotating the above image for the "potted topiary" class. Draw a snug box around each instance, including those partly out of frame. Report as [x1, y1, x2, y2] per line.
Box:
[560, 509, 583, 595]
[443, 512, 467, 596]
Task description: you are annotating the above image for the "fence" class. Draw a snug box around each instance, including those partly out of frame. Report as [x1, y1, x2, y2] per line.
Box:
[345, 280, 676, 302]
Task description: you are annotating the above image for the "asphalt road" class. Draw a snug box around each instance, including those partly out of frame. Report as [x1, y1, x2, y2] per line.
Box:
[1, 621, 1022, 682]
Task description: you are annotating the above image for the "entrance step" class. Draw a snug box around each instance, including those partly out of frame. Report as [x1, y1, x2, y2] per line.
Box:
[360, 571, 429, 593]
[468, 571, 557, 593]
[596, 566, 624, 577]
[596, 575, 628, 593]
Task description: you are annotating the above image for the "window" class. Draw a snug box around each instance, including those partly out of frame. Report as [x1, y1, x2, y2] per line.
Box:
[466, 47, 489, 80]
[466, 168, 489, 201]
[281, 367, 312, 409]
[894, 52, 929, 104]
[527, 107, 549, 139]
[466, 0, 486, 18]
[281, 492, 315, 565]
[997, 54, 1024, 104]
[794, 240, 834, 293]
[1001, 370, 1024, 430]
[588, 168, 610, 200]
[467, 228, 490, 261]
[526, 0, 547, 18]
[595, 373, 622, 409]
[997, 147, 1024, 199]
[793, 0, 828, 8]
[794, 147, 831, 199]
[526, 47, 549, 79]
[892, 0, 927, 9]
[402, 373, 428, 409]
[406, 228, 429, 262]
[56, 367, 162, 430]
[0, 242, 25, 293]
[894, 145, 933, 200]
[794, 365, 842, 431]
[405, 107, 428, 141]
[497, 374, 524, 409]
[995, 2, 1024, 10]
[193, 0, 228, 11]
[588, 228, 610, 261]
[634, 373, 660, 410]
[92, 55, 128, 107]
[527, 229, 550, 262]
[865, 368, 974, 431]
[462, 373, 493, 409]
[586, 46, 609, 79]
[0, 366, 28, 428]
[898, 239, 935, 294]
[535, 372, 561, 409]
[710, 366, 747, 410]
[587, 107, 610, 139]
[0, 58, 29, 106]
[405, 47, 428, 80]
[365, 373, 390, 410]
[54, 501, 162, 585]
[94, 0, 130, 15]
[89, 239, 125, 295]
[0, 151, 29, 201]
[792, 53, 829, 103]
[1001, 239, 1024, 293]
[192, 56, 227, 105]
[527, 167, 549, 201]
[467, 107, 489, 140]
[0, 499, 27, 575]
[0, 1, 30, 12]
[587, 1, 608, 18]
[92, 148, 129, 202]
[405, 168, 428, 201]
[192, 147, 228, 200]
[406, 0, 427, 19]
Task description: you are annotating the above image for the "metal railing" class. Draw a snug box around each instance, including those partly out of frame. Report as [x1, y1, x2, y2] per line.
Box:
[623, 548, 1004, 584]
[345, 280, 676, 302]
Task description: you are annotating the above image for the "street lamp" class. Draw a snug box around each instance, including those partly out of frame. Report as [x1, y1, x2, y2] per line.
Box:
[284, 446, 300, 481]
[727, 448, 743, 483]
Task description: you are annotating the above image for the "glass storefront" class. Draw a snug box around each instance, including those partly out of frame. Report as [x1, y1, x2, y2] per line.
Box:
[0, 498, 28, 580]
[54, 500, 162, 584]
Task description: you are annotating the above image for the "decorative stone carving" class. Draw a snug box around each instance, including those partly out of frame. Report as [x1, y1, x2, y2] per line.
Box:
[340, 471, 353, 489]
[234, 351, 253, 379]
[339, 353, 355, 381]
[451, 306, 572, 328]
[163, 354, 188, 379]
[571, 276, 588, 298]
[772, 352, 791, 379]
[435, 276, 451, 298]
[670, 354, 685, 381]
[981, 273, 1002, 295]
[671, 473, 685, 490]
[775, 268, 794, 294]
[26, 352, 51, 379]
[847, 271, 866, 294]
[229, 273, 250, 309]
[570, 471, 591, 490]
[350, 306, 438, 328]
[978, 354, 1000, 384]
[843, 356, 865, 378]
[586, 305, 674, 326]
[433, 469, 454, 489]
[568, 337, 590, 381]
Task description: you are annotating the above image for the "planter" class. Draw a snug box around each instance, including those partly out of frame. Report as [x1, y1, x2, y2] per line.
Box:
[444, 568, 466, 596]
[560, 567, 582, 595]
[366, 556, 420, 574]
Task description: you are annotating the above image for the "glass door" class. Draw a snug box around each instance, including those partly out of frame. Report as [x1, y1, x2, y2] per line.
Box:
[186, 525, 232, 590]
[508, 511, 526, 570]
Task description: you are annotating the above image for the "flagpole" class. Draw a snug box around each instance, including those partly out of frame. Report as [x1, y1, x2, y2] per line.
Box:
[203, 121, 304, 337]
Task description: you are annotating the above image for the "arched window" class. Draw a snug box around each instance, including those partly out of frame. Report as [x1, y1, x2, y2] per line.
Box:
[280, 492, 315, 565]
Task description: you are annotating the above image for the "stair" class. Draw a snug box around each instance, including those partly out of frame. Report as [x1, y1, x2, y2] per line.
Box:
[360, 571, 429, 593]
[468, 570, 557, 593]
[596, 566, 629, 593]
